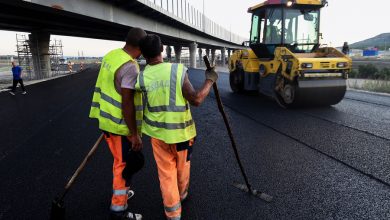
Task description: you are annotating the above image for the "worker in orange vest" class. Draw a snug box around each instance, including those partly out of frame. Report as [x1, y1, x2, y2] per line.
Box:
[136, 34, 218, 220]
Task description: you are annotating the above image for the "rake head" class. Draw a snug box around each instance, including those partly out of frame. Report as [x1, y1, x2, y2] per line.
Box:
[233, 182, 273, 202]
[50, 197, 65, 220]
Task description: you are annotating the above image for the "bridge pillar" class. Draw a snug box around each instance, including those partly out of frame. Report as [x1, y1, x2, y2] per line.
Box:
[166, 46, 172, 62]
[198, 48, 203, 67]
[206, 48, 210, 58]
[211, 48, 216, 65]
[189, 42, 197, 68]
[28, 31, 51, 79]
[228, 49, 231, 61]
[221, 47, 226, 66]
[174, 46, 182, 63]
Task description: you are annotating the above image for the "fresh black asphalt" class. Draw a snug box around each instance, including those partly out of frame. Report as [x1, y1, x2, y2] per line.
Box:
[0, 66, 389, 219]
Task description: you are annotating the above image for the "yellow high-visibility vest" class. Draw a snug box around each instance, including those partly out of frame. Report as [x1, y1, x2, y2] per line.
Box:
[135, 63, 196, 144]
[89, 48, 143, 136]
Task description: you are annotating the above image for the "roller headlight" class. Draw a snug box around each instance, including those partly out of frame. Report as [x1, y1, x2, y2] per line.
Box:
[337, 62, 348, 68]
[286, 1, 294, 7]
[301, 63, 313, 69]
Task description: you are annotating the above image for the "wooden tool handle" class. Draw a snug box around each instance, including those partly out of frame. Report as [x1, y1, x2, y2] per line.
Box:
[202, 55, 253, 193]
[59, 133, 104, 201]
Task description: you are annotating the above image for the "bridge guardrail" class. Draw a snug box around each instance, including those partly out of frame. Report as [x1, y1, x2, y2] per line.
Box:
[138, 0, 247, 45]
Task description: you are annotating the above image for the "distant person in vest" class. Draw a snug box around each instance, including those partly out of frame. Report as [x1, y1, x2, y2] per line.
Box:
[89, 28, 146, 220]
[10, 61, 27, 95]
[136, 34, 218, 220]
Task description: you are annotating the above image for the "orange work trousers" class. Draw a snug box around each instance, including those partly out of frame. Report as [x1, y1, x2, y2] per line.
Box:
[104, 132, 132, 212]
[151, 138, 194, 220]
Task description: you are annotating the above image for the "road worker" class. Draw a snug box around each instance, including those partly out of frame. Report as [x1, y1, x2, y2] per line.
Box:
[89, 28, 147, 220]
[136, 34, 218, 220]
[67, 61, 73, 73]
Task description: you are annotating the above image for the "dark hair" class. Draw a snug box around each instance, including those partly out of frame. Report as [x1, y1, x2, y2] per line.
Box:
[139, 34, 163, 59]
[125, 27, 147, 47]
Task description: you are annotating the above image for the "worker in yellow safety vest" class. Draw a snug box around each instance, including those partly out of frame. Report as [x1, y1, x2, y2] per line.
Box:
[89, 28, 146, 220]
[136, 34, 218, 220]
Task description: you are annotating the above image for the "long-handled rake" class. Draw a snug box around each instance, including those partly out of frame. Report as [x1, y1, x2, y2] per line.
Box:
[50, 133, 104, 219]
[203, 56, 272, 202]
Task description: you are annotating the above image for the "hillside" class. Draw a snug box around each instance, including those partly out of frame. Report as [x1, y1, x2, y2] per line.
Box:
[350, 33, 390, 50]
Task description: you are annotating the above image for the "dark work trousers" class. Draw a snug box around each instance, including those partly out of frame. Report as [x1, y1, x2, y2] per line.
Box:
[12, 79, 26, 92]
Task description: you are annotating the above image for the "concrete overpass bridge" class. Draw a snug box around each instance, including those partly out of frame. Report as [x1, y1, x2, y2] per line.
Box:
[0, 0, 246, 77]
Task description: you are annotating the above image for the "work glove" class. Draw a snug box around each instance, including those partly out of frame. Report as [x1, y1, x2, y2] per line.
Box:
[205, 67, 218, 83]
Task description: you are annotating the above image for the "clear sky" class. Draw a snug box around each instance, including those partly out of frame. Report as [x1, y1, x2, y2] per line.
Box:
[0, 0, 389, 56]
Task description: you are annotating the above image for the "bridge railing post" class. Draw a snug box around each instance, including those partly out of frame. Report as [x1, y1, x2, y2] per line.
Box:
[194, 8, 196, 26]
[197, 10, 199, 28]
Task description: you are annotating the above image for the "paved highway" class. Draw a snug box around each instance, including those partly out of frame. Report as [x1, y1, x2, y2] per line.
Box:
[0, 66, 389, 219]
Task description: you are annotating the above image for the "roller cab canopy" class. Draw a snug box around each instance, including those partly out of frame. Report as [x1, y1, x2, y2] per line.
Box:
[248, 0, 326, 13]
[248, 0, 327, 58]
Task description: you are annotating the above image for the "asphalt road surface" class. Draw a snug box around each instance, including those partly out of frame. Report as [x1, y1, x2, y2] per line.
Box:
[0, 66, 389, 219]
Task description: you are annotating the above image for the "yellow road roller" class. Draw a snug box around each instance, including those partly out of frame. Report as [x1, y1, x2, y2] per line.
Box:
[229, 0, 352, 107]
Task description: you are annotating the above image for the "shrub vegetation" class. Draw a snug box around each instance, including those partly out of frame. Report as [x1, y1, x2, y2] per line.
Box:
[350, 64, 390, 80]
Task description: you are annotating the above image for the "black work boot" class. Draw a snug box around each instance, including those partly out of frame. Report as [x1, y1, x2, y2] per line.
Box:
[110, 210, 142, 220]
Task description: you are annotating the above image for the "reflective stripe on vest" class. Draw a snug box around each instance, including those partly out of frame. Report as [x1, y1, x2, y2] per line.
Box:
[143, 117, 193, 130]
[94, 87, 122, 109]
[93, 88, 143, 111]
[91, 102, 142, 127]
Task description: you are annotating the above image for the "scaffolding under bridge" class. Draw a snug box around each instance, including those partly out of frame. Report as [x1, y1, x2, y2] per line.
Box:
[16, 34, 64, 80]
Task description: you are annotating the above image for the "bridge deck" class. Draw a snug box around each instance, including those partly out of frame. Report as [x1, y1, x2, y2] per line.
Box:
[0, 66, 389, 219]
